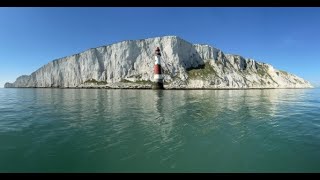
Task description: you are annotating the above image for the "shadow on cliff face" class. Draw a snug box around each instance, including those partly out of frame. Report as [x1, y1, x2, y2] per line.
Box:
[159, 38, 205, 80]
[176, 38, 205, 72]
[186, 63, 205, 71]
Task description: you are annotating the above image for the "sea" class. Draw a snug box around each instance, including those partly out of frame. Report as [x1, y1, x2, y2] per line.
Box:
[0, 88, 319, 172]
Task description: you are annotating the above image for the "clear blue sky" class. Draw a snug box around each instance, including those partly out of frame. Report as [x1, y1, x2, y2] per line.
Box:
[1, 7, 319, 87]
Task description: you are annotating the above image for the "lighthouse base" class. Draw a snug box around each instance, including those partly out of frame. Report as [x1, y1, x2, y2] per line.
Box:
[152, 81, 164, 90]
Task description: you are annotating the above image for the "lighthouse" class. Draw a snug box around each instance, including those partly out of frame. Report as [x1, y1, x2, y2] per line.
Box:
[152, 47, 164, 90]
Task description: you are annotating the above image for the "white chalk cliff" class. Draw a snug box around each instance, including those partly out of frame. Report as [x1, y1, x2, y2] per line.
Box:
[5, 36, 313, 89]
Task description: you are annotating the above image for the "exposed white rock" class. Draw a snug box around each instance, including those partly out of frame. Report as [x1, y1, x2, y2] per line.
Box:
[5, 36, 313, 89]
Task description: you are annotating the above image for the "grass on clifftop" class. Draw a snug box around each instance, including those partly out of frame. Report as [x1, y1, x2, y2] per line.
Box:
[186, 62, 217, 80]
[280, 70, 289, 76]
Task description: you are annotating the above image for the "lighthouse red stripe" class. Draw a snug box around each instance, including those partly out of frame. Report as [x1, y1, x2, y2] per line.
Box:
[154, 64, 162, 74]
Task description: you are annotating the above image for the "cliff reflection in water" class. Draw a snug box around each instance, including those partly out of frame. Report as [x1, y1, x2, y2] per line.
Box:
[27, 88, 309, 146]
[4, 88, 317, 172]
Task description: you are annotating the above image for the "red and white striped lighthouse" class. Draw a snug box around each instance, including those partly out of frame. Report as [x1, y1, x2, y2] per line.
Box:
[152, 47, 164, 89]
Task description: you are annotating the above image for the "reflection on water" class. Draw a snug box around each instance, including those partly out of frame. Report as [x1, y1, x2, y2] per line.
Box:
[0, 88, 319, 172]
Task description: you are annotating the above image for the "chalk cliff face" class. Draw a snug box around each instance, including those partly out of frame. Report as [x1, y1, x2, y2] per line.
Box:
[5, 36, 313, 89]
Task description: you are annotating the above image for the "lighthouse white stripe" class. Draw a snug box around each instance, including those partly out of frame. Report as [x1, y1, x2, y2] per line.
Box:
[154, 74, 163, 80]
[154, 56, 161, 65]
[155, 59, 160, 65]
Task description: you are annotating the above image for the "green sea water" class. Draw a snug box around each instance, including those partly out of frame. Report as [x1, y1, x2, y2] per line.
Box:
[0, 88, 319, 172]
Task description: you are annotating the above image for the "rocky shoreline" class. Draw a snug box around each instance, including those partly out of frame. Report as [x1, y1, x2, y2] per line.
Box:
[5, 83, 312, 90]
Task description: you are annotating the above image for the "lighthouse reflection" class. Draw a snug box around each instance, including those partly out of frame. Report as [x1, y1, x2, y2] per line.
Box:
[152, 90, 175, 144]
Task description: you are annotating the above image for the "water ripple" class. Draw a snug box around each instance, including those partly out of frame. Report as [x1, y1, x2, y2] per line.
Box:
[0, 88, 320, 172]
